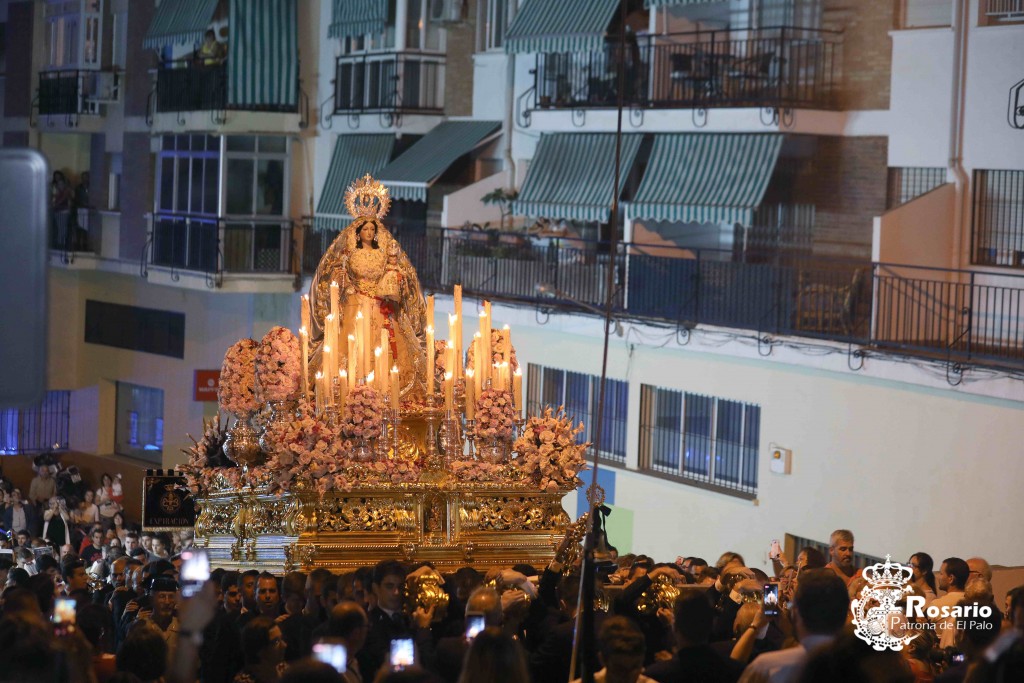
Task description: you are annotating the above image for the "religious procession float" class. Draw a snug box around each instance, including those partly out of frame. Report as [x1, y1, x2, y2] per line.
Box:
[180, 176, 589, 575]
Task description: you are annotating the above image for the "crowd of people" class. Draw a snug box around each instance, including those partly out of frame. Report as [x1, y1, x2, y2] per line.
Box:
[0, 519, 1021, 683]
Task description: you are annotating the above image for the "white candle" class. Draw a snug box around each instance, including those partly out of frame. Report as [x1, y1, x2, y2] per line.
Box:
[465, 368, 476, 420]
[444, 371, 454, 413]
[354, 310, 364, 380]
[513, 368, 523, 413]
[366, 370, 375, 387]
[453, 285, 463, 377]
[390, 364, 400, 408]
[323, 345, 333, 406]
[347, 334, 356, 387]
[299, 326, 309, 399]
[315, 371, 324, 414]
[448, 314, 458, 376]
[426, 325, 435, 396]
[374, 346, 384, 394]
[473, 332, 483, 395]
[478, 309, 489, 384]
[502, 324, 512, 366]
[426, 295, 435, 328]
[339, 369, 348, 409]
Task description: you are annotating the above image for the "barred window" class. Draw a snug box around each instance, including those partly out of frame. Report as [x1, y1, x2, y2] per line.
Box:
[972, 169, 1024, 268]
[526, 364, 628, 463]
[639, 385, 760, 498]
[0, 391, 70, 454]
[115, 382, 164, 463]
[886, 167, 946, 208]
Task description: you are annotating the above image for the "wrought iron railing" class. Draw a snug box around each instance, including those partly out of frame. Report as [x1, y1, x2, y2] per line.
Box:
[38, 70, 82, 115]
[333, 53, 445, 114]
[985, 0, 1024, 20]
[971, 169, 1024, 268]
[151, 214, 293, 277]
[529, 27, 841, 112]
[156, 64, 227, 113]
[0, 390, 70, 454]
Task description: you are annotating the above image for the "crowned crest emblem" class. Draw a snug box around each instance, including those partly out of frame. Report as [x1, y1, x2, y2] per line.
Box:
[345, 174, 392, 220]
[850, 555, 919, 651]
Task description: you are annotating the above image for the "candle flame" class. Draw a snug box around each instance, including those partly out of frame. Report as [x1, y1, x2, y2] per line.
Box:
[445, 371, 453, 380]
[355, 310, 363, 320]
[315, 371, 323, 379]
[374, 347, 382, 357]
[449, 313, 457, 323]
[426, 325, 434, 334]
[324, 345, 331, 354]
[466, 368, 475, 377]
[339, 369, 347, 378]
[474, 331, 481, 339]
[299, 326, 307, 335]
[348, 334, 355, 341]
[326, 314, 334, 322]
[479, 310, 487, 318]
[513, 367, 522, 376]
[503, 324, 510, 330]
[366, 371, 375, 382]
[391, 364, 399, 373]
[330, 281, 338, 287]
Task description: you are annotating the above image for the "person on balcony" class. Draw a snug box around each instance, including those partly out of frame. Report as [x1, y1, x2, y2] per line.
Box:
[195, 30, 226, 67]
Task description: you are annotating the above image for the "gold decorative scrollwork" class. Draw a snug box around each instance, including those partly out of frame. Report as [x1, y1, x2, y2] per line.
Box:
[318, 496, 413, 533]
[473, 496, 564, 532]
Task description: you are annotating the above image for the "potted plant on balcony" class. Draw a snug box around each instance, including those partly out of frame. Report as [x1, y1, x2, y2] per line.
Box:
[481, 187, 519, 233]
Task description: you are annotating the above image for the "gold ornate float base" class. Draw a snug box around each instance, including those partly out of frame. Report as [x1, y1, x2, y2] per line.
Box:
[194, 483, 570, 573]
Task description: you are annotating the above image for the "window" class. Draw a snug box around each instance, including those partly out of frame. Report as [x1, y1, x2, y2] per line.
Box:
[526, 364, 628, 463]
[972, 169, 1024, 268]
[157, 134, 220, 216]
[897, 0, 952, 29]
[115, 382, 164, 463]
[477, 0, 507, 51]
[342, 0, 443, 55]
[44, 0, 104, 69]
[886, 167, 946, 208]
[980, 1, 1024, 26]
[85, 300, 186, 358]
[224, 135, 288, 217]
[0, 391, 70, 454]
[639, 385, 760, 498]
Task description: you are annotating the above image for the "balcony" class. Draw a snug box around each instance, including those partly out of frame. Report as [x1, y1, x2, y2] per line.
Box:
[525, 27, 840, 115]
[149, 215, 294, 281]
[301, 226, 1024, 370]
[50, 208, 101, 262]
[153, 63, 299, 116]
[37, 69, 119, 117]
[333, 53, 445, 115]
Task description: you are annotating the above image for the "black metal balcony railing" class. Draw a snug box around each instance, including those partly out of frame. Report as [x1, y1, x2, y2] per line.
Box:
[51, 209, 101, 255]
[151, 214, 293, 277]
[156, 64, 227, 113]
[38, 70, 82, 115]
[530, 26, 840, 112]
[334, 53, 445, 114]
[300, 226, 1024, 370]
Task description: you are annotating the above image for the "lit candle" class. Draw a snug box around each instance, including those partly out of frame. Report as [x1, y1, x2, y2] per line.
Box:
[426, 294, 435, 328]
[425, 325, 435, 396]
[323, 345, 333, 406]
[513, 367, 523, 413]
[453, 285, 463, 377]
[299, 326, 309, 399]
[444, 371, 454, 413]
[315, 371, 324, 414]
[390, 364, 400, 408]
[354, 310, 364, 380]
[338, 368, 348, 409]
[329, 281, 340, 354]
[324, 314, 335, 380]
[366, 370, 375, 387]
[492, 362, 500, 391]
[465, 368, 476, 420]
[502, 324, 512, 366]
[448, 313, 458, 376]
[478, 309, 489, 384]
[347, 334, 356, 387]
[473, 332, 483, 395]
[361, 304, 372, 378]
[374, 347, 383, 394]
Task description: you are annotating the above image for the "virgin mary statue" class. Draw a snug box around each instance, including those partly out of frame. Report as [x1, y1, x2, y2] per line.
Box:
[308, 176, 427, 397]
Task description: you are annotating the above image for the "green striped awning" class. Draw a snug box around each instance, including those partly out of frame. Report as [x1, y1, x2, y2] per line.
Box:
[315, 135, 396, 232]
[512, 133, 643, 223]
[505, 0, 619, 54]
[228, 0, 298, 108]
[625, 134, 782, 226]
[378, 121, 502, 203]
[328, 0, 388, 39]
[142, 0, 220, 50]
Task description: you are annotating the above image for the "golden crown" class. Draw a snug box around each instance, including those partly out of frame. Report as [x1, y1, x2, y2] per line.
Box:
[345, 174, 392, 221]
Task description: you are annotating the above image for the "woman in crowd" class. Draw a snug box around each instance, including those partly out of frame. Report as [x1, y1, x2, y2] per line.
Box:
[111, 511, 129, 543]
[74, 489, 101, 528]
[909, 552, 938, 600]
[96, 473, 123, 530]
[42, 496, 73, 549]
[457, 627, 531, 683]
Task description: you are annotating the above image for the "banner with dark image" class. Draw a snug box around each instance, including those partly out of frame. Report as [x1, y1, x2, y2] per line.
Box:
[142, 471, 196, 531]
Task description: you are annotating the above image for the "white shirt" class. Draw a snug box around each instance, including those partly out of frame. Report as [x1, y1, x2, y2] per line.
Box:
[737, 634, 835, 683]
[929, 591, 964, 649]
[11, 506, 26, 533]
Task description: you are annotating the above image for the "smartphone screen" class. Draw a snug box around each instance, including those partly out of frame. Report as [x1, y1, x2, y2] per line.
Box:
[763, 582, 780, 617]
[769, 539, 782, 560]
[179, 548, 210, 598]
[389, 638, 415, 670]
[53, 597, 77, 624]
[313, 642, 348, 672]
[465, 613, 486, 640]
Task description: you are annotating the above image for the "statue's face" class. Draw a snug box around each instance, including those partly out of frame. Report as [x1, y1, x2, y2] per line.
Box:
[359, 223, 376, 245]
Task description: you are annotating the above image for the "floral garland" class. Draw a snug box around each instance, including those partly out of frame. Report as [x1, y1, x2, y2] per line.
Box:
[218, 339, 259, 416]
[255, 326, 301, 402]
[475, 388, 516, 439]
[451, 459, 509, 483]
[262, 402, 347, 493]
[513, 406, 588, 493]
[341, 384, 384, 440]
[179, 415, 270, 495]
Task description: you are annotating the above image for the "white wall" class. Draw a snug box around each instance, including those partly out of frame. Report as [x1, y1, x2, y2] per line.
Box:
[48, 268, 298, 468]
[961, 18, 1024, 171]
[872, 183, 955, 267]
[887, 28, 955, 167]
[429, 296, 1024, 571]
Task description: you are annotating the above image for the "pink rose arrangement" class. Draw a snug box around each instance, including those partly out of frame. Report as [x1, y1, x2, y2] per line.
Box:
[255, 326, 301, 402]
[475, 388, 517, 439]
[433, 340, 449, 390]
[513, 406, 588, 493]
[450, 459, 508, 483]
[341, 384, 384, 441]
[218, 339, 259, 416]
[180, 414, 268, 494]
[261, 402, 349, 493]
[466, 329, 520, 374]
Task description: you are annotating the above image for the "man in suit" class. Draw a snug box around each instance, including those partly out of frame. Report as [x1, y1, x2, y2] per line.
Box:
[357, 560, 434, 677]
[4, 490, 40, 538]
[425, 586, 503, 683]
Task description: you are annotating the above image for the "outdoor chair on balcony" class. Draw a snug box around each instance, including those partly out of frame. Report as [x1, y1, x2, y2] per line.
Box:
[729, 53, 780, 101]
[796, 267, 865, 335]
[670, 53, 712, 102]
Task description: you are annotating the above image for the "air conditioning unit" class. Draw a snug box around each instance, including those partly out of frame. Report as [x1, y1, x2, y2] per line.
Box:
[428, 0, 465, 25]
[86, 71, 120, 102]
